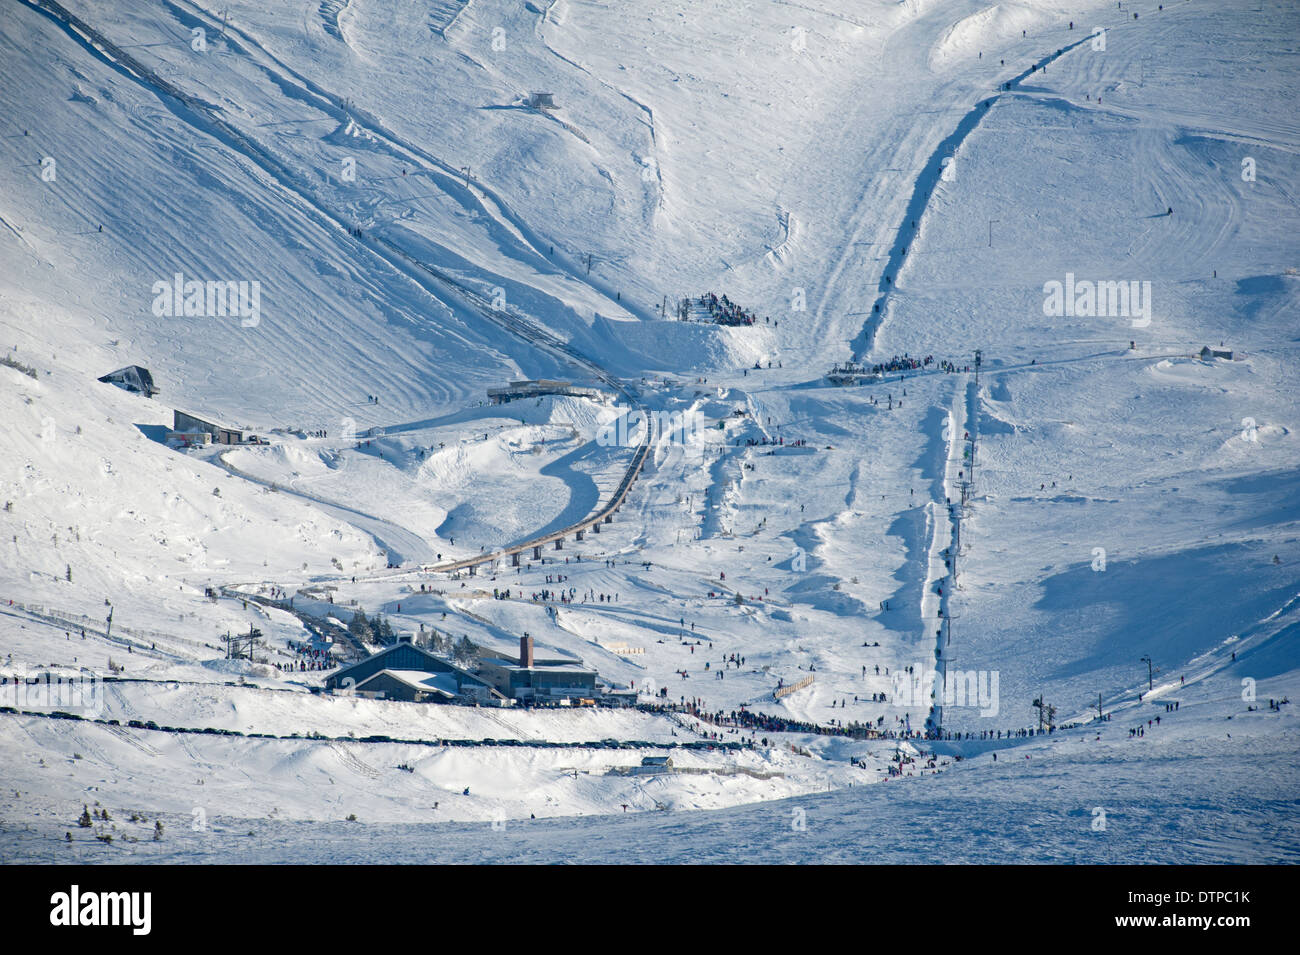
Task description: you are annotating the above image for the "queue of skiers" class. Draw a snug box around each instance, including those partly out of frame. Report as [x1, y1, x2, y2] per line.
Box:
[281, 639, 334, 671]
[679, 292, 761, 326]
[646, 697, 911, 741]
[872, 353, 931, 375]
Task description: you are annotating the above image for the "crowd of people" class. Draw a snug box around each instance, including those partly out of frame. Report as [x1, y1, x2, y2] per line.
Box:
[525, 585, 619, 604]
[281, 639, 334, 672]
[828, 354, 974, 384]
[872, 353, 931, 375]
[634, 692, 1120, 744]
[943, 726, 1067, 741]
[679, 292, 762, 326]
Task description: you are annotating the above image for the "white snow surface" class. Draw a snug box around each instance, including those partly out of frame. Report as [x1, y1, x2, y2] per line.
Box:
[0, 0, 1297, 862]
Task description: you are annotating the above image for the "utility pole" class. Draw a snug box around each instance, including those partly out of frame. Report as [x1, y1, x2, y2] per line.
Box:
[1096, 692, 1104, 721]
[965, 434, 977, 490]
[988, 219, 998, 248]
[105, 605, 114, 641]
[1141, 655, 1154, 693]
[942, 611, 957, 647]
[974, 349, 983, 389]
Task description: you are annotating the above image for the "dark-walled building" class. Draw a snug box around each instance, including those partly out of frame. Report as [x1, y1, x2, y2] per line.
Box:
[476, 636, 599, 702]
[174, 409, 243, 445]
[325, 638, 497, 703]
[98, 365, 158, 397]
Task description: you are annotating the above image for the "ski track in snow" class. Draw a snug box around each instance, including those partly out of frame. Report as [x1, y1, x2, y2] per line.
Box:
[850, 30, 1096, 362]
[23, 0, 655, 571]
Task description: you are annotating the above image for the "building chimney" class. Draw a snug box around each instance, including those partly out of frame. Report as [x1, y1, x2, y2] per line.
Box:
[520, 634, 534, 668]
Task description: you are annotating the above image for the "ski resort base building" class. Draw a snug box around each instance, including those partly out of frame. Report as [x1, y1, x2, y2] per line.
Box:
[324, 639, 499, 704]
[476, 636, 600, 704]
[324, 636, 607, 706]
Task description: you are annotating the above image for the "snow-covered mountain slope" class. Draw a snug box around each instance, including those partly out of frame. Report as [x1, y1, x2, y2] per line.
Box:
[1, 0, 1297, 862]
[7, 670, 1295, 863]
